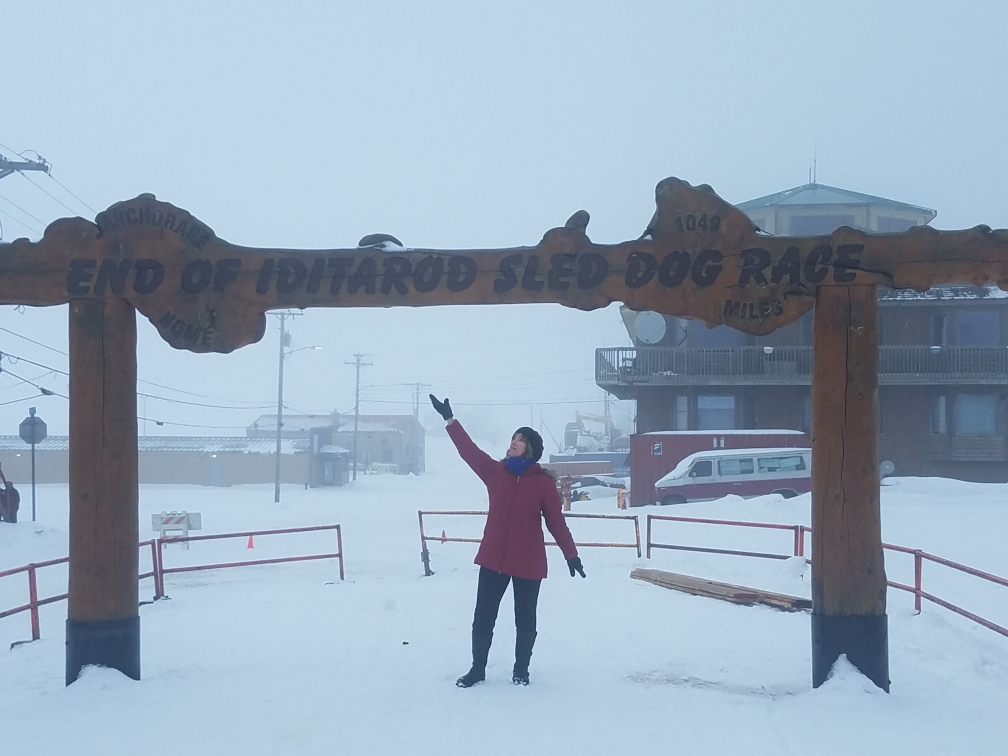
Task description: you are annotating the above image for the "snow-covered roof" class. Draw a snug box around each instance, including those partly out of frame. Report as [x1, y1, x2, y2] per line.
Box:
[879, 284, 1008, 303]
[737, 182, 936, 218]
[317, 444, 351, 455]
[0, 435, 311, 455]
[637, 430, 805, 437]
[247, 414, 336, 433]
[335, 421, 398, 434]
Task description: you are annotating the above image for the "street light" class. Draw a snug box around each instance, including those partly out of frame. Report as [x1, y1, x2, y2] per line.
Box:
[273, 312, 322, 503]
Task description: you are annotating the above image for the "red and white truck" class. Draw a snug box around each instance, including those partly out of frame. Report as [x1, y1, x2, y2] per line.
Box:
[629, 429, 808, 507]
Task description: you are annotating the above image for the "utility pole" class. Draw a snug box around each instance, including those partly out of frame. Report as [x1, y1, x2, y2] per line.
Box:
[347, 353, 372, 481]
[271, 312, 300, 502]
[0, 153, 49, 182]
[405, 381, 431, 420]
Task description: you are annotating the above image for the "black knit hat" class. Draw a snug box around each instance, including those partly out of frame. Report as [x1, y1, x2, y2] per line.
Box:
[514, 427, 544, 462]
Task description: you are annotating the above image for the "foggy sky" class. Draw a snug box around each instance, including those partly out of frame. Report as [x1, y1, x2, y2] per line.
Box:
[1, 1, 1006, 446]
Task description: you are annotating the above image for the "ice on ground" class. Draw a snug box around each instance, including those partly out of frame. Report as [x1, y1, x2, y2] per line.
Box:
[1, 436, 1007, 755]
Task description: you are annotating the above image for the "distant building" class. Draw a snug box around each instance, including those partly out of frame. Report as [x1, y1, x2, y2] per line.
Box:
[247, 413, 425, 475]
[0, 435, 329, 487]
[597, 182, 1008, 482]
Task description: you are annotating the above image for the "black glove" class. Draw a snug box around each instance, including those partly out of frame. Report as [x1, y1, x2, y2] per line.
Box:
[429, 394, 453, 421]
[567, 556, 586, 578]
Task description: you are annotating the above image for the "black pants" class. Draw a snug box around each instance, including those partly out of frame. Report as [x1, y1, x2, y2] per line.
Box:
[472, 566, 542, 637]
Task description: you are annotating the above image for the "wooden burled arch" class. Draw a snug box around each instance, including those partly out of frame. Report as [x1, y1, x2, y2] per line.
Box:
[3, 178, 1006, 352]
[2, 177, 1006, 690]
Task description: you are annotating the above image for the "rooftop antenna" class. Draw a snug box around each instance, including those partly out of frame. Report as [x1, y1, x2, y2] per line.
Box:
[813, 140, 818, 185]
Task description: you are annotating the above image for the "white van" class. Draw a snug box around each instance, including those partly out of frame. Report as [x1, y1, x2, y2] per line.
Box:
[653, 447, 812, 505]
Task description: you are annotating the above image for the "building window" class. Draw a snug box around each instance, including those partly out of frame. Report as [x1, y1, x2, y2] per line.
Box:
[954, 395, 998, 436]
[931, 395, 947, 434]
[877, 216, 916, 233]
[931, 313, 947, 346]
[799, 311, 814, 345]
[790, 214, 855, 235]
[692, 324, 738, 347]
[800, 394, 812, 433]
[674, 396, 689, 430]
[697, 395, 735, 430]
[956, 311, 998, 346]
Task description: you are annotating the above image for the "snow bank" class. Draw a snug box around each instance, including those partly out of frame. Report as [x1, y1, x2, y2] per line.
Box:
[1, 437, 1007, 754]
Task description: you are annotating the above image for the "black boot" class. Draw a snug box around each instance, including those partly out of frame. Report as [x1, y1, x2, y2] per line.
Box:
[457, 632, 492, 688]
[512, 631, 537, 686]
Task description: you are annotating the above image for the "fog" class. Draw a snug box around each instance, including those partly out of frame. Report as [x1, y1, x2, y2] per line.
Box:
[1, 1, 1006, 444]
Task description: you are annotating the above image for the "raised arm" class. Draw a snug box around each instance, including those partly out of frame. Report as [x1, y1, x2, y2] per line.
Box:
[446, 420, 499, 484]
[431, 394, 499, 484]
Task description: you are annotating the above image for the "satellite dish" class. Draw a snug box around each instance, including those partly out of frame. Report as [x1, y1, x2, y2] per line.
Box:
[634, 311, 667, 345]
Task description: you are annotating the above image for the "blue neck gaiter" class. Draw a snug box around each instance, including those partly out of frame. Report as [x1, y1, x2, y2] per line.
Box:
[506, 456, 535, 476]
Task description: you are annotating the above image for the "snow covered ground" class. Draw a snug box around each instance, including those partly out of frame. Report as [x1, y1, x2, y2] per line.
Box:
[2, 434, 1007, 755]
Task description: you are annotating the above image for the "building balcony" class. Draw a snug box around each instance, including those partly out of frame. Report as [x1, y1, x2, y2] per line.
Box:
[596, 345, 1008, 392]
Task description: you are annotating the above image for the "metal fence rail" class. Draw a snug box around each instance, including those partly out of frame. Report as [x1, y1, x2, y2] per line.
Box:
[1, 525, 344, 646]
[158, 524, 345, 593]
[646, 514, 1008, 638]
[418, 510, 641, 576]
[596, 345, 1008, 386]
[0, 540, 159, 647]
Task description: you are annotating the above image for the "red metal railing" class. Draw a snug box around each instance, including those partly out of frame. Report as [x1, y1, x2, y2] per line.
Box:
[418, 510, 641, 577]
[646, 514, 807, 561]
[646, 514, 1008, 639]
[882, 542, 1008, 639]
[157, 524, 345, 590]
[0, 540, 159, 647]
[1, 525, 344, 645]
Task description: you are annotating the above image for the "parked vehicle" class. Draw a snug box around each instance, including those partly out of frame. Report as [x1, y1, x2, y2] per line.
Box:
[630, 430, 808, 507]
[654, 447, 812, 505]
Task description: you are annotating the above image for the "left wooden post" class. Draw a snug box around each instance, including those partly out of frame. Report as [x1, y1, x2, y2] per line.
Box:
[66, 298, 140, 684]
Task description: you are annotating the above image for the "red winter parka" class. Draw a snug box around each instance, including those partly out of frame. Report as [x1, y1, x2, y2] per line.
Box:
[447, 420, 578, 580]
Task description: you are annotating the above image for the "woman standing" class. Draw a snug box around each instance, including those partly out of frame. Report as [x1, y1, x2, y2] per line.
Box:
[430, 395, 586, 687]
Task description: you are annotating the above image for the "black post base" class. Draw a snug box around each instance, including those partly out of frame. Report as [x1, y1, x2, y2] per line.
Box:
[811, 613, 889, 692]
[66, 616, 140, 685]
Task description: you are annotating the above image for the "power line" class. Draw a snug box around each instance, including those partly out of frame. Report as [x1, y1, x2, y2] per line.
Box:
[0, 350, 272, 409]
[0, 193, 46, 229]
[0, 341, 276, 406]
[20, 172, 79, 217]
[1, 368, 65, 399]
[0, 325, 68, 356]
[0, 208, 40, 237]
[47, 173, 96, 215]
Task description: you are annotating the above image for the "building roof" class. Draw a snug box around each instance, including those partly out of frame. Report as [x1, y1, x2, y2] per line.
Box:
[879, 284, 1008, 304]
[335, 421, 398, 434]
[317, 444, 351, 455]
[737, 182, 936, 220]
[247, 413, 422, 436]
[247, 414, 336, 434]
[0, 435, 311, 454]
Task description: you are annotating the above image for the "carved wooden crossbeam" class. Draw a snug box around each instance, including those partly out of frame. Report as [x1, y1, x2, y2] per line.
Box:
[2, 177, 1006, 353]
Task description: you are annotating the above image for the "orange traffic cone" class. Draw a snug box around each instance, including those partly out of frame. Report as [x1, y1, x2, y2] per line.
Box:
[440, 529, 447, 544]
[247, 534, 255, 549]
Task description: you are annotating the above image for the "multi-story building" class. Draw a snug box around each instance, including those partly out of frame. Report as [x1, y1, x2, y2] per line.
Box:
[597, 182, 1008, 482]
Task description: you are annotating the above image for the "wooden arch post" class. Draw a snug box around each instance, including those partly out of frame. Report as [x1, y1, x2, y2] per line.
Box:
[811, 286, 888, 690]
[66, 298, 140, 683]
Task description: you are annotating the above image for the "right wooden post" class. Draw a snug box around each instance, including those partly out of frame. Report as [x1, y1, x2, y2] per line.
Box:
[811, 285, 889, 691]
